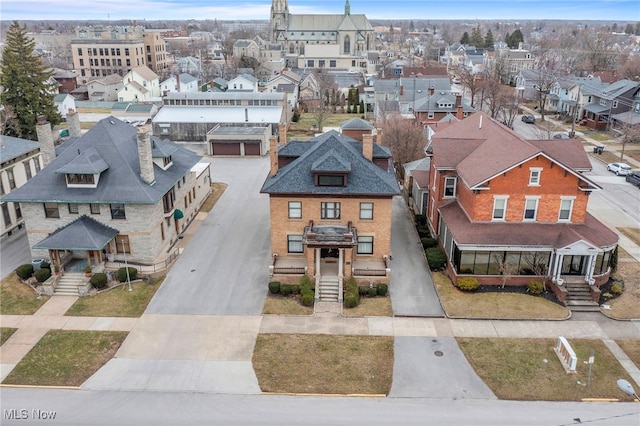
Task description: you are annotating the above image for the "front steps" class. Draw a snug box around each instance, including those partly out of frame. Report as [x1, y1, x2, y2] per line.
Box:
[53, 273, 86, 296]
[318, 276, 340, 302]
[564, 281, 600, 312]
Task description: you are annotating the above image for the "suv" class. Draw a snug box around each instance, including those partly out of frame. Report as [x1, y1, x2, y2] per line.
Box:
[626, 171, 640, 187]
[521, 115, 535, 124]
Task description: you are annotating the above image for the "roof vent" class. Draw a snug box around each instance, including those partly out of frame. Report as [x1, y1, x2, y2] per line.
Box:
[109, 120, 115, 124]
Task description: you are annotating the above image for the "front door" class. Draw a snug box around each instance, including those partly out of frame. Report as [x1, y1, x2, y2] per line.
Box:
[320, 248, 339, 259]
[561, 255, 587, 276]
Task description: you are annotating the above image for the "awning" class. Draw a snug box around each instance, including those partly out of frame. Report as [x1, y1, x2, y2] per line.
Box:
[33, 215, 118, 250]
[173, 209, 184, 220]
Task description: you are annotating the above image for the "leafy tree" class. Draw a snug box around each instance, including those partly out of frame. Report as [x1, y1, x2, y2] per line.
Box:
[460, 31, 470, 45]
[470, 25, 483, 47]
[0, 21, 60, 139]
[484, 29, 494, 49]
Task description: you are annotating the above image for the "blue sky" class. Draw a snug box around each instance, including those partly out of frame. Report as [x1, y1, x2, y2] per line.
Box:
[1, 0, 638, 21]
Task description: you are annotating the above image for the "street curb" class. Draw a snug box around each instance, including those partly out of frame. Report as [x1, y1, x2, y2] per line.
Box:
[0, 384, 81, 390]
[261, 392, 386, 398]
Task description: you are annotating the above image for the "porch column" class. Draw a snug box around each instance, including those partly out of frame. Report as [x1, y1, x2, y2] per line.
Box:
[553, 253, 564, 283]
[315, 248, 321, 277]
[586, 255, 596, 283]
[338, 248, 344, 302]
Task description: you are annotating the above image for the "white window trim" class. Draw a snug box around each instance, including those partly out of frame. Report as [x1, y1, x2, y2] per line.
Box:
[558, 196, 575, 222]
[529, 167, 542, 186]
[523, 196, 540, 221]
[492, 196, 509, 221]
[444, 176, 456, 198]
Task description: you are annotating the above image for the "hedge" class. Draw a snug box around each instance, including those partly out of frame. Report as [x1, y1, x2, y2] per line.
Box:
[90, 273, 108, 289]
[376, 283, 388, 296]
[117, 267, 138, 283]
[34, 268, 52, 283]
[301, 289, 314, 306]
[15, 264, 34, 280]
[268, 281, 281, 294]
[421, 237, 438, 249]
[426, 247, 447, 270]
[299, 275, 312, 292]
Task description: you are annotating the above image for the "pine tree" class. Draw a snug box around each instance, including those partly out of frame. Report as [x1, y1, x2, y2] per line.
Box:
[470, 25, 483, 48]
[484, 29, 494, 49]
[0, 21, 60, 139]
[460, 31, 470, 45]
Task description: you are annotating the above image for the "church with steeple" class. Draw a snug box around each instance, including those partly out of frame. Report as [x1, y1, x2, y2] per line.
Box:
[270, 0, 375, 71]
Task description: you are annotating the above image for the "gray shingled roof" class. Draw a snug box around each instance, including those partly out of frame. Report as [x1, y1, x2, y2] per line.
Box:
[2, 117, 201, 204]
[54, 147, 109, 175]
[152, 138, 178, 158]
[0, 136, 40, 164]
[261, 130, 398, 196]
[340, 117, 374, 130]
[33, 215, 118, 250]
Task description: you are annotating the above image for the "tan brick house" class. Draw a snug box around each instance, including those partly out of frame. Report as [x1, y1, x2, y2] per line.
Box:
[261, 129, 399, 301]
[426, 112, 618, 303]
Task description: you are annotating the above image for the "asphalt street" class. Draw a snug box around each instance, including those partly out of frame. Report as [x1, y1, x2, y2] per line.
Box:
[0, 226, 31, 280]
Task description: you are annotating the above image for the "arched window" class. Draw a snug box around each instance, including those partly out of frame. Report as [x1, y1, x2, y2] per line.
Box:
[300, 44, 305, 55]
[343, 36, 350, 54]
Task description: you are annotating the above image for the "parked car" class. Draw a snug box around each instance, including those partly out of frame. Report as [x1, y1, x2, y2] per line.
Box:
[521, 115, 536, 124]
[452, 77, 461, 84]
[625, 171, 640, 187]
[552, 133, 569, 139]
[607, 162, 632, 176]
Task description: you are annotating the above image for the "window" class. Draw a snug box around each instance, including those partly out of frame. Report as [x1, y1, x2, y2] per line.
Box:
[90, 204, 100, 214]
[529, 168, 541, 186]
[523, 197, 539, 221]
[160, 222, 165, 240]
[110, 203, 126, 219]
[288, 201, 302, 219]
[22, 161, 32, 180]
[318, 175, 344, 186]
[428, 112, 435, 119]
[68, 203, 79, 214]
[79, 58, 84, 66]
[0, 176, 4, 195]
[44, 202, 59, 218]
[360, 202, 373, 220]
[343, 35, 350, 54]
[287, 235, 303, 253]
[492, 197, 508, 220]
[318, 60, 325, 68]
[14, 203, 22, 220]
[115, 234, 131, 254]
[558, 198, 574, 221]
[444, 176, 456, 198]
[7, 168, 16, 189]
[357, 236, 374, 254]
[163, 188, 176, 213]
[66, 174, 95, 185]
[307, 60, 314, 67]
[321, 202, 341, 219]
[2, 203, 11, 226]
[125, 48, 130, 56]
[330, 60, 336, 68]
[612, 100, 618, 108]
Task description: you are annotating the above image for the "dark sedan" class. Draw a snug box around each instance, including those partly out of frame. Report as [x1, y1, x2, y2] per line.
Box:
[626, 171, 640, 187]
[521, 115, 536, 124]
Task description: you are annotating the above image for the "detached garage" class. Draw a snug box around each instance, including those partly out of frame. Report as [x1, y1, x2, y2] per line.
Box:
[207, 125, 271, 156]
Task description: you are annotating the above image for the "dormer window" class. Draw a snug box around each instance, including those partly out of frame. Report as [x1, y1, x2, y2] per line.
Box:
[317, 174, 345, 186]
[66, 173, 95, 185]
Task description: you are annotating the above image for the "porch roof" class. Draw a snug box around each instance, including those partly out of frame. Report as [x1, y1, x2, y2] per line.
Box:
[439, 201, 618, 250]
[583, 104, 608, 114]
[33, 215, 118, 250]
[303, 225, 357, 246]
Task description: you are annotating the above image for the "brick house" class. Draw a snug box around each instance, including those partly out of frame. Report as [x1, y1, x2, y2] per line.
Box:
[261, 128, 399, 300]
[2, 112, 211, 273]
[426, 112, 617, 300]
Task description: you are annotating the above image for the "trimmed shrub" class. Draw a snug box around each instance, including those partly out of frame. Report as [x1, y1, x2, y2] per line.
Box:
[34, 268, 51, 283]
[426, 247, 447, 270]
[610, 283, 623, 295]
[456, 277, 480, 292]
[16, 264, 34, 280]
[415, 214, 427, 226]
[367, 287, 377, 297]
[40, 260, 51, 270]
[344, 293, 358, 308]
[117, 267, 138, 283]
[290, 284, 300, 294]
[90, 273, 108, 289]
[528, 280, 544, 295]
[280, 284, 294, 296]
[268, 281, 281, 295]
[299, 275, 312, 292]
[358, 286, 369, 296]
[376, 283, 388, 296]
[301, 289, 314, 306]
[416, 226, 430, 237]
[421, 237, 438, 249]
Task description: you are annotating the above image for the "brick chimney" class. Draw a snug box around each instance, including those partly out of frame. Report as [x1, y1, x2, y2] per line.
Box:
[137, 129, 156, 185]
[362, 131, 374, 161]
[456, 105, 464, 120]
[278, 123, 287, 145]
[429, 86, 435, 96]
[269, 136, 279, 177]
[36, 115, 56, 166]
[176, 72, 180, 92]
[67, 109, 82, 137]
[455, 94, 462, 108]
[399, 84, 403, 96]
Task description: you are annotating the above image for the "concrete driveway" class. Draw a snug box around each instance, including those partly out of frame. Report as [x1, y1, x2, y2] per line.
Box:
[389, 196, 445, 317]
[146, 156, 272, 316]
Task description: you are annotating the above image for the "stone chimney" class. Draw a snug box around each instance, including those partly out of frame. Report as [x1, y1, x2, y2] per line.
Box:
[269, 136, 279, 177]
[278, 123, 287, 145]
[36, 115, 56, 166]
[67, 109, 82, 137]
[362, 131, 374, 161]
[456, 105, 464, 120]
[137, 129, 156, 185]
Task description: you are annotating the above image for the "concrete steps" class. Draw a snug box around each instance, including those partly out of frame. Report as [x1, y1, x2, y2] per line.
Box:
[54, 273, 85, 296]
[564, 282, 600, 312]
[318, 276, 340, 302]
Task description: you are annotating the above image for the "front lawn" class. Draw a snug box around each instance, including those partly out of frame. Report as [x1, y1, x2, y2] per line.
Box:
[262, 293, 313, 315]
[0, 273, 49, 315]
[253, 334, 393, 395]
[0, 328, 18, 346]
[2, 330, 127, 387]
[342, 296, 393, 317]
[457, 337, 636, 401]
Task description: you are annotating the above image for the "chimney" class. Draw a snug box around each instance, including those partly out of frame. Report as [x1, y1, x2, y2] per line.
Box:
[278, 123, 287, 145]
[176, 72, 180, 92]
[67, 109, 82, 137]
[269, 136, 279, 177]
[362, 131, 374, 161]
[429, 86, 435, 96]
[456, 105, 464, 120]
[36, 115, 56, 166]
[137, 129, 156, 185]
[399, 84, 403, 96]
[455, 94, 462, 108]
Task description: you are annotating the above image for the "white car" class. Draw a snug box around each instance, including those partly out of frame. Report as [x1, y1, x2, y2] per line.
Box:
[607, 162, 632, 176]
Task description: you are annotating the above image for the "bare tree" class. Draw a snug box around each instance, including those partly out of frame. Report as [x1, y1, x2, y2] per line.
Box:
[457, 64, 481, 108]
[379, 115, 427, 180]
[521, 252, 550, 290]
[499, 92, 521, 130]
[309, 71, 337, 133]
[492, 253, 520, 289]
[613, 121, 640, 162]
[531, 56, 563, 122]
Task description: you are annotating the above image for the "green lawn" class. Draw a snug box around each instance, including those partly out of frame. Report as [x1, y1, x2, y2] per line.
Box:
[2, 330, 127, 387]
[0, 328, 18, 346]
[0, 273, 49, 315]
[65, 278, 163, 317]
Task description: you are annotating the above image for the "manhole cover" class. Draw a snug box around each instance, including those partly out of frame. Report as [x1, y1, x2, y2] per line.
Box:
[434, 350, 444, 357]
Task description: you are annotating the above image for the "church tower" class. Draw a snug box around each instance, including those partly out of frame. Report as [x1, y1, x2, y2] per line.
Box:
[271, 0, 289, 43]
[344, 0, 351, 16]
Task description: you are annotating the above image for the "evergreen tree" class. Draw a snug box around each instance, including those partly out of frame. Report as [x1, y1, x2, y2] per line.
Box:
[484, 29, 494, 49]
[624, 23, 634, 35]
[635, 22, 640, 36]
[470, 25, 483, 47]
[507, 29, 524, 49]
[359, 100, 365, 115]
[0, 21, 60, 139]
[410, 20, 415, 32]
[460, 31, 470, 45]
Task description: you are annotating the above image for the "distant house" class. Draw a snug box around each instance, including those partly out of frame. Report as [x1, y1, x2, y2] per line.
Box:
[494, 47, 534, 85]
[233, 39, 260, 60]
[51, 68, 78, 94]
[160, 73, 199, 95]
[175, 56, 201, 74]
[579, 78, 639, 130]
[403, 157, 430, 216]
[87, 74, 123, 102]
[340, 117, 374, 141]
[227, 73, 259, 92]
[118, 66, 161, 102]
[426, 112, 617, 302]
[54, 94, 76, 119]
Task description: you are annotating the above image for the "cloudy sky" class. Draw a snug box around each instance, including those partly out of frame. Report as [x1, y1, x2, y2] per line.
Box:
[1, 0, 638, 21]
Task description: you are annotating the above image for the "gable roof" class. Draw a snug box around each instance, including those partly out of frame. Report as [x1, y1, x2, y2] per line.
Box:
[3, 117, 201, 204]
[130, 66, 159, 81]
[340, 117, 374, 130]
[261, 130, 398, 196]
[0, 136, 40, 164]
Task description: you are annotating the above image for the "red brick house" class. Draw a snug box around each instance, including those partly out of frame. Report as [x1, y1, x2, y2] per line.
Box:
[426, 112, 618, 300]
